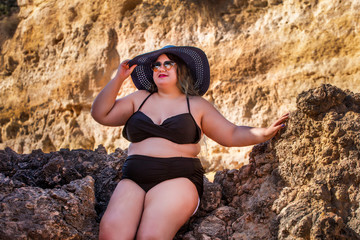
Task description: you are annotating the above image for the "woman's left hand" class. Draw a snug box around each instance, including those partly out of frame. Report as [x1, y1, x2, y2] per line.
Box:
[263, 113, 289, 140]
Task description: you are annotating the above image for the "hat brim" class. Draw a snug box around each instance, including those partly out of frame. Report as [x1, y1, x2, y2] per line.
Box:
[128, 46, 210, 96]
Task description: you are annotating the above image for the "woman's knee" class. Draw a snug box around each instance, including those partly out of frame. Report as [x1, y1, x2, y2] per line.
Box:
[99, 216, 118, 240]
[136, 227, 165, 240]
[99, 214, 134, 240]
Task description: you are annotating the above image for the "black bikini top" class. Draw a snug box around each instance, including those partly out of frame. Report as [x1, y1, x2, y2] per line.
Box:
[122, 93, 201, 144]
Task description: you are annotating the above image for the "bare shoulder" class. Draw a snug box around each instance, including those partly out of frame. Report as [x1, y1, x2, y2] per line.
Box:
[124, 90, 151, 103]
[188, 95, 214, 113]
[189, 95, 214, 106]
[127, 89, 150, 99]
[115, 90, 151, 111]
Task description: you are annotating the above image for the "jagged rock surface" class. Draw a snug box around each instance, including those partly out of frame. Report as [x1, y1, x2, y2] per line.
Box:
[0, 174, 97, 239]
[1, 85, 359, 239]
[1, 0, 360, 170]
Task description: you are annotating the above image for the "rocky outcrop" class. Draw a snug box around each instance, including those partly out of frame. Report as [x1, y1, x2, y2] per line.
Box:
[0, 174, 97, 239]
[1, 85, 359, 239]
[1, 0, 360, 170]
[0, 146, 125, 239]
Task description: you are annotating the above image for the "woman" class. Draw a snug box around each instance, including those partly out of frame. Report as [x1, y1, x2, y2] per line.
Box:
[91, 46, 288, 240]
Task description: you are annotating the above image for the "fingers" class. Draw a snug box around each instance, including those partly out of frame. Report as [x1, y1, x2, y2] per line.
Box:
[120, 59, 131, 65]
[129, 64, 137, 72]
[120, 59, 137, 70]
[282, 113, 290, 119]
[275, 124, 284, 132]
[119, 60, 130, 70]
[264, 113, 290, 139]
[273, 113, 289, 127]
[270, 122, 286, 137]
[279, 113, 289, 120]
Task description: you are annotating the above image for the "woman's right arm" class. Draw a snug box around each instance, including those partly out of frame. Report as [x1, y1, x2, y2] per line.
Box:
[197, 98, 288, 147]
[91, 60, 137, 126]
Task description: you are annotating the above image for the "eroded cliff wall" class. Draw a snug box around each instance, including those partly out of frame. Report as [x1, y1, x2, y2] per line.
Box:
[1, 0, 359, 170]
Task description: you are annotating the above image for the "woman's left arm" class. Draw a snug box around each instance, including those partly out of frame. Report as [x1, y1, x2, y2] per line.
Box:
[199, 98, 289, 147]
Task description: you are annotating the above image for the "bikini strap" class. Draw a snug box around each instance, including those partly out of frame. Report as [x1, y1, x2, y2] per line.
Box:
[137, 92, 153, 111]
[186, 96, 201, 137]
[186, 95, 191, 114]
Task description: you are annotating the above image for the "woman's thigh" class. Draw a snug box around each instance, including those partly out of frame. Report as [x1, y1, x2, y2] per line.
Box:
[136, 177, 199, 240]
[99, 179, 146, 240]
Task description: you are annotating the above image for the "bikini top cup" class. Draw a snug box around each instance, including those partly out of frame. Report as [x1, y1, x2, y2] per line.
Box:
[122, 93, 201, 144]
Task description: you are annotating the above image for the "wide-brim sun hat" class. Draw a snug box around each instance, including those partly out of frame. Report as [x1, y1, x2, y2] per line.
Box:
[128, 45, 210, 96]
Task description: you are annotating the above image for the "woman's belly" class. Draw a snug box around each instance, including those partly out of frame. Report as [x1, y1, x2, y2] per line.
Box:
[127, 138, 201, 158]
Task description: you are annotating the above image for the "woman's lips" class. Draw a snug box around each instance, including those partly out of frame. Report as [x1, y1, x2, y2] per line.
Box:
[158, 74, 168, 78]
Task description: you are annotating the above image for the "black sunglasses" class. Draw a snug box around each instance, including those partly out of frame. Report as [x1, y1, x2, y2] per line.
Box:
[151, 61, 176, 72]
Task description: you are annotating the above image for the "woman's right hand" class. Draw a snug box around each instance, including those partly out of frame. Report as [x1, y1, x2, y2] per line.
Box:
[116, 59, 137, 80]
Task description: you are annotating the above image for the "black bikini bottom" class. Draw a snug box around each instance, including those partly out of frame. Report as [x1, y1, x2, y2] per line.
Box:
[121, 154, 204, 198]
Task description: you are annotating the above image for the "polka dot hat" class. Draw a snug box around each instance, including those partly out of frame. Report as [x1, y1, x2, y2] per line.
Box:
[128, 45, 210, 96]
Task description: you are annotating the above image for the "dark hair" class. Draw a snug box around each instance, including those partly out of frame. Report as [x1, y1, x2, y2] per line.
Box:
[165, 53, 199, 96]
[149, 80, 158, 93]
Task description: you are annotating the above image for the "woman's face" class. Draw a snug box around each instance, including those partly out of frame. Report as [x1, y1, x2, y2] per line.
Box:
[152, 54, 178, 90]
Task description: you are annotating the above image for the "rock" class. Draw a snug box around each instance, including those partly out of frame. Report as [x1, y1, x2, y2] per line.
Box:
[195, 215, 227, 239]
[198, 178, 222, 213]
[0, 145, 126, 220]
[272, 84, 360, 239]
[296, 84, 348, 118]
[0, 174, 97, 239]
[1, 85, 360, 239]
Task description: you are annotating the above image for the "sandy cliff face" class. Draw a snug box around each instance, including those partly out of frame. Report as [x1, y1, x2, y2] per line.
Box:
[0, 0, 359, 170]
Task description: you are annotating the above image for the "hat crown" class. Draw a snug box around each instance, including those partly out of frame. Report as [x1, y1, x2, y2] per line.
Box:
[161, 45, 176, 49]
[130, 46, 210, 96]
